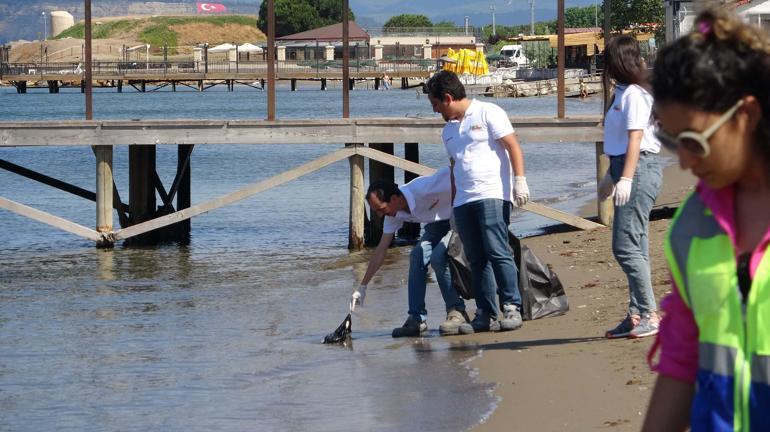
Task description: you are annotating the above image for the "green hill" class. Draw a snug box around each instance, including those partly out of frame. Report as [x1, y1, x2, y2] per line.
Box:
[54, 15, 265, 48]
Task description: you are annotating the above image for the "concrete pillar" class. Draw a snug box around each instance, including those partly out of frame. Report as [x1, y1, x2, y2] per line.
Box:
[277, 45, 286, 61]
[325, 45, 335, 61]
[475, 43, 485, 54]
[423, 44, 432, 59]
[374, 44, 383, 60]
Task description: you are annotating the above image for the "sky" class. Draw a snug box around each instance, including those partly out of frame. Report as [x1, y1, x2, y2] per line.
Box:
[349, 0, 601, 25]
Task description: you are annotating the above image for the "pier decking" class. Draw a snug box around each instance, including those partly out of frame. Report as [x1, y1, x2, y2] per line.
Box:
[0, 116, 610, 248]
[0, 60, 432, 93]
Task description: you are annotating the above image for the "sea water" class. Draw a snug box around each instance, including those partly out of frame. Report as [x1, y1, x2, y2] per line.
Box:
[0, 85, 602, 431]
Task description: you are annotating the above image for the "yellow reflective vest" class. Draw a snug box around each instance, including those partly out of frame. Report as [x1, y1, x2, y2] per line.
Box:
[666, 192, 770, 431]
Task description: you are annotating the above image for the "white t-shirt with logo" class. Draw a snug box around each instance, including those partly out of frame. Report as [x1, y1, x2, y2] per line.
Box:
[603, 84, 661, 156]
[382, 166, 452, 234]
[441, 99, 515, 207]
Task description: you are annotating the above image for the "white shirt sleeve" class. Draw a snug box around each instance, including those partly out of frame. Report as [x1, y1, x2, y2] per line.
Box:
[623, 86, 653, 131]
[485, 104, 515, 140]
[382, 216, 403, 234]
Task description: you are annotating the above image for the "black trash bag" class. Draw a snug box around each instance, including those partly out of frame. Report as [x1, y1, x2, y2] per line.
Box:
[447, 231, 474, 300]
[323, 313, 352, 344]
[508, 234, 570, 321]
[447, 230, 569, 320]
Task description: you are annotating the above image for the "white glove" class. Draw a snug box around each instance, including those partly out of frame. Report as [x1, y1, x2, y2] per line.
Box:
[598, 173, 615, 201]
[350, 284, 367, 311]
[513, 176, 530, 207]
[614, 177, 633, 207]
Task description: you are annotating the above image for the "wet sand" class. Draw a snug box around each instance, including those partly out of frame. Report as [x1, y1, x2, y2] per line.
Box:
[463, 162, 697, 431]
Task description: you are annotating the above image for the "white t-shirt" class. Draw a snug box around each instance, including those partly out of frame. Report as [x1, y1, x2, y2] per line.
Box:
[603, 84, 661, 156]
[382, 166, 453, 234]
[442, 99, 515, 207]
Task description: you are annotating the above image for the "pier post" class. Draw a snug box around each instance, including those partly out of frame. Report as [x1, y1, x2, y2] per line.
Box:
[95, 145, 114, 247]
[596, 141, 613, 226]
[374, 77, 380, 90]
[291, 79, 297, 91]
[117, 80, 122, 93]
[260, 79, 265, 90]
[128, 145, 157, 244]
[176, 144, 192, 240]
[366, 143, 394, 246]
[81, 80, 85, 93]
[172, 81, 176, 92]
[398, 142, 421, 241]
[141, 81, 146, 92]
[321, 78, 327, 91]
[349, 79, 355, 91]
[198, 80, 203, 91]
[348, 145, 365, 250]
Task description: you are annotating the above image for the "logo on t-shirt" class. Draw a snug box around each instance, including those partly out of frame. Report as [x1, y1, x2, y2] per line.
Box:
[470, 124, 484, 131]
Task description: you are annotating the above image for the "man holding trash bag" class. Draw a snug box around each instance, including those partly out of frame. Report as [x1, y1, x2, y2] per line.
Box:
[425, 70, 530, 334]
[350, 166, 470, 337]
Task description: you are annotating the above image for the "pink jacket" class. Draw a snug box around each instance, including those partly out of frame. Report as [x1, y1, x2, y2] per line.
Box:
[650, 181, 770, 382]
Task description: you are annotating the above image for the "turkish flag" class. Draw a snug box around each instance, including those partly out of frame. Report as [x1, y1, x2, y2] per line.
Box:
[197, 2, 227, 13]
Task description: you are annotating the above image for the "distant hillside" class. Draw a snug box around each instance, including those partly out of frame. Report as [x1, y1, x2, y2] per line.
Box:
[0, 1, 258, 43]
[55, 15, 266, 47]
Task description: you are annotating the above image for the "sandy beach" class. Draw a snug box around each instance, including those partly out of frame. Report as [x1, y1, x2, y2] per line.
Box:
[462, 160, 696, 431]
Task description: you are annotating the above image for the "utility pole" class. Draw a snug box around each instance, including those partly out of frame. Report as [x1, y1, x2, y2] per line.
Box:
[529, 0, 535, 35]
[42, 11, 48, 40]
[490, 3, 496, 36]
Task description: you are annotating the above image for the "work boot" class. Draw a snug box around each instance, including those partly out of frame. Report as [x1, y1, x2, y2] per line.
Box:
[458, 310, 500, 335]
[392, 316, 428, 338]
[499, 304, 523, 331]
[439, 309, 471, 336]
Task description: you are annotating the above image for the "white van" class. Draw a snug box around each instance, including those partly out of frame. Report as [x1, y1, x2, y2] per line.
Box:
[499, 44, 529, 67]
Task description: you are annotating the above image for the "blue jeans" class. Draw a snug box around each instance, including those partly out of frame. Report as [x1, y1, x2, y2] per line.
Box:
[453, 198, 521, 320]
[610, 153, 663, 315]
[408, 220, 466, 321]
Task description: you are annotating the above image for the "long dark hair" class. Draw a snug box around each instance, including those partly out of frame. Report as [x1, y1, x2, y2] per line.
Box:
[604, 35, 649, 89]
[652, 8, 770, 168]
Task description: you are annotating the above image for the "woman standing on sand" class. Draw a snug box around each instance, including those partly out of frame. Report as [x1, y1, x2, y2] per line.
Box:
[599, 35, 663, 339]
[643, 8, 770, 431]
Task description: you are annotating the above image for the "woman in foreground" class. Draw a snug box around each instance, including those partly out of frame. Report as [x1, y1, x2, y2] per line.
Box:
[643, 7, 770, 431]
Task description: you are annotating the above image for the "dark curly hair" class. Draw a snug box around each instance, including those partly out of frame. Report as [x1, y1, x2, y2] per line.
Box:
[425, 70, 467, 101]
[652, 7, 770, 165]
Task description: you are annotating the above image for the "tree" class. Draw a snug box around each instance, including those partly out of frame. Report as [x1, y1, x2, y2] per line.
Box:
[433, 20, 456, 30]
[310, 0, 355, 26]
[383, 14, 432, 29]
[257, 0, 355, 37]
[604, 0, 663, 32]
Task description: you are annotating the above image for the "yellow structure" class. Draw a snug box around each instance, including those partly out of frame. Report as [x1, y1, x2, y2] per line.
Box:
[510, 31, 654, 56]
[442, 48, 489, 76]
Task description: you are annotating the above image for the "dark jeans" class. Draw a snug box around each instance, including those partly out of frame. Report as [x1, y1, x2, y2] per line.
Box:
[453, 198, 521, 320]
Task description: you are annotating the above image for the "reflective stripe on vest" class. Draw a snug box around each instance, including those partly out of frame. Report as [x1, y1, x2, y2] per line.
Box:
[665, 193, 770, 431]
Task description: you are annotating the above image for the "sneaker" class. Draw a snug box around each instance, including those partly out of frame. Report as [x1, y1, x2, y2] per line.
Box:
[629, 313, 660, 338]
[605, 314, 640, 339]
[439, 310, 471, 336]
[499, 304, 523, 332]
[458, 311, 501, 335]
[392, 316, 428, 338]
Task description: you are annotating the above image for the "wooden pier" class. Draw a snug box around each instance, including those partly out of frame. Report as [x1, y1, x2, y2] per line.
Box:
[0, 60, 431, 93]
[0, 116, 611, 249]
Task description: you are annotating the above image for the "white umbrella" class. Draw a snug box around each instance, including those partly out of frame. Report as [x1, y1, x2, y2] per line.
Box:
[208, 43, 236, 53]
[238, 43, 263, 53]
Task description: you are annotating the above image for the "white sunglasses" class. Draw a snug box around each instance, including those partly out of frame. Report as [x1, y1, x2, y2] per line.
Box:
[655, 99, 744, 158]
